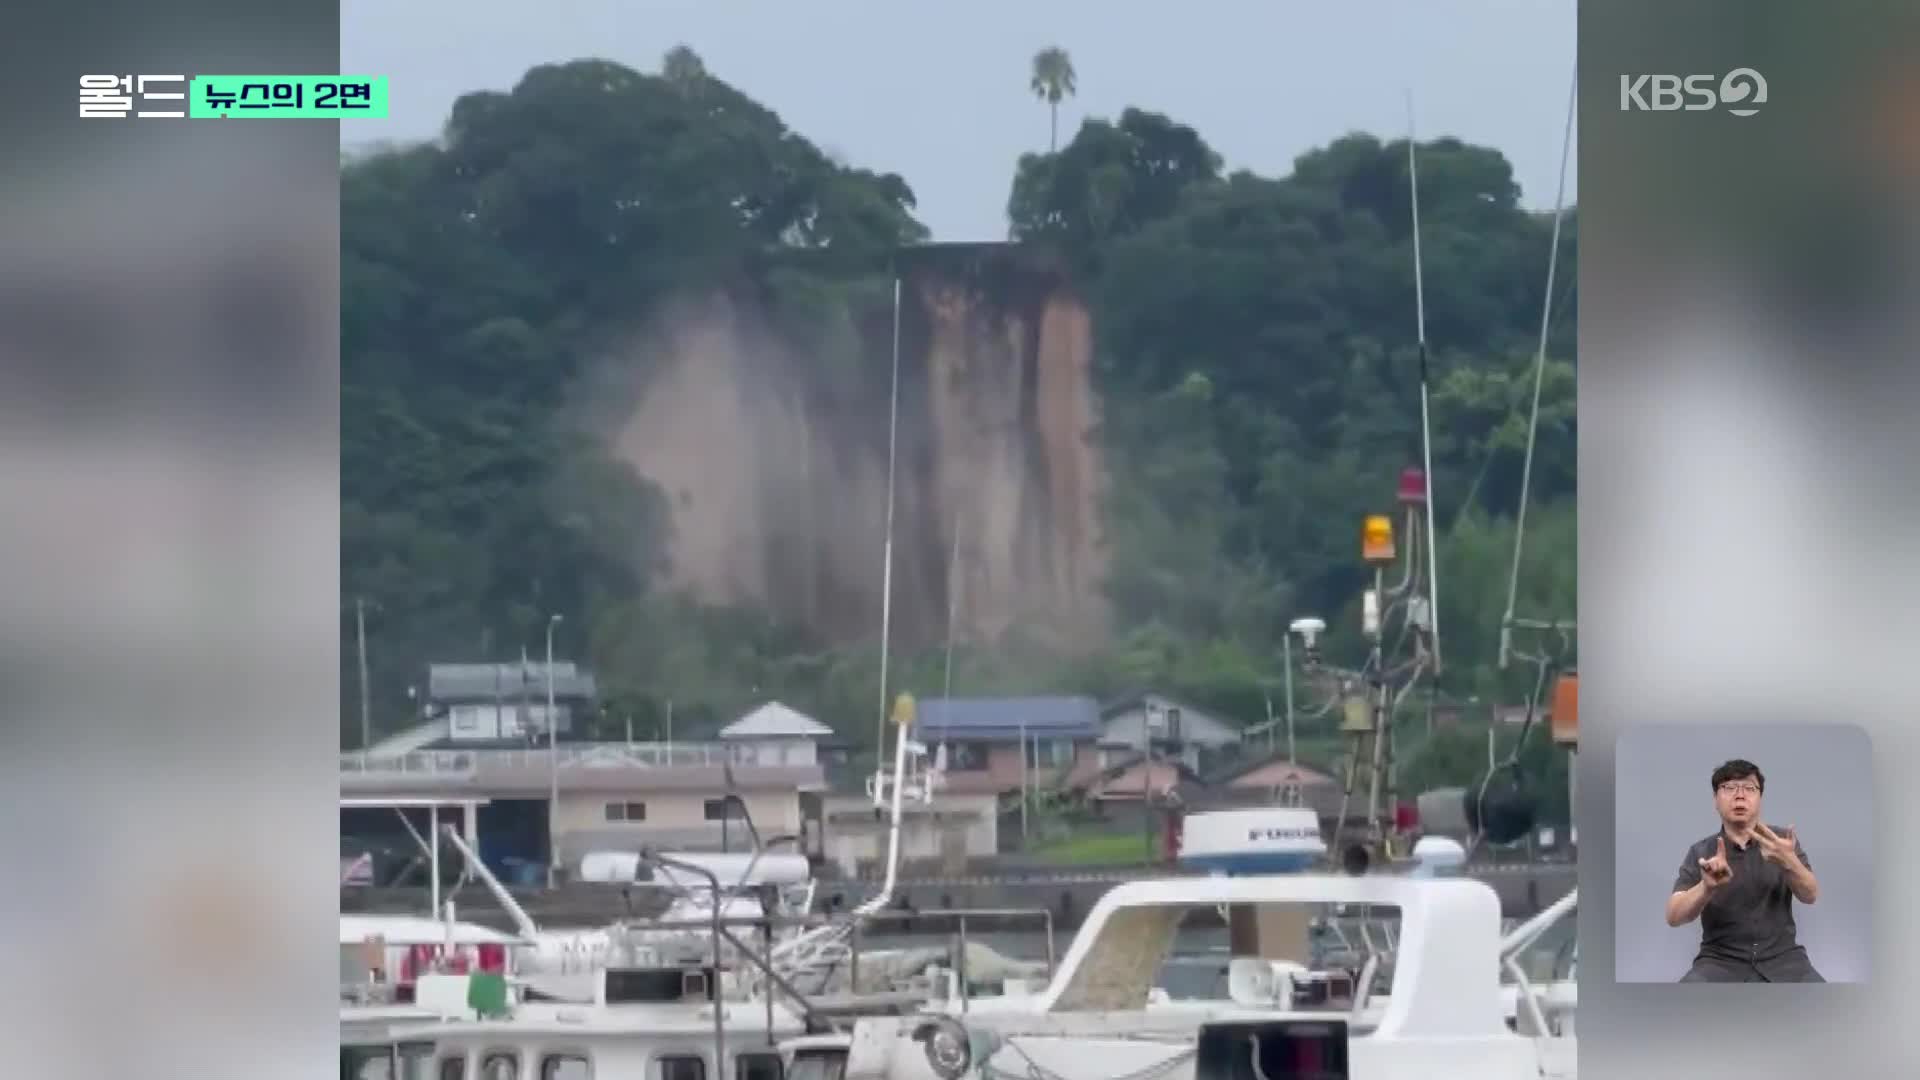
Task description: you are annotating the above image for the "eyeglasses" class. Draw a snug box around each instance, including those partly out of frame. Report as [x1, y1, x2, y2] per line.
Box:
[1717, 781, 1760, 795]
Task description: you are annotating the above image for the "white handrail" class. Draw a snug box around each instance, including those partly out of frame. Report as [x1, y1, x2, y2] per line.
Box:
[1500, 887, 1576, 961]
[439, 824, 540, 942]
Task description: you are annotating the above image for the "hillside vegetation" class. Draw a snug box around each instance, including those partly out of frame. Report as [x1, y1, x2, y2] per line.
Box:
[341, 53, 1575, 801]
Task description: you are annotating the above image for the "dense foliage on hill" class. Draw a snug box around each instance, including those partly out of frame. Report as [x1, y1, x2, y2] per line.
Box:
[342, 54, 1575, 803]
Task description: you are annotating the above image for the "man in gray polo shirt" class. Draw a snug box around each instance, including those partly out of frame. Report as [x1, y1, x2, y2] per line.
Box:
[1665, 758, 1824, 982]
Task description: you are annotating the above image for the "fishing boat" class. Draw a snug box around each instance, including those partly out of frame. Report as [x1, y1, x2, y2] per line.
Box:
[361, 866, 1571, 1080]
[339, 911, 526, 1077]
[778, 872, 1575, 1080]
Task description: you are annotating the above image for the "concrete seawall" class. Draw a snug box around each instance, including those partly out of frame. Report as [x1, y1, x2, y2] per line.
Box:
[343, 863, 1576, 931]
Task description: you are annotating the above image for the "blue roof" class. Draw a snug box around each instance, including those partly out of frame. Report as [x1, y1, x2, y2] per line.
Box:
[917, 696, 1102, 741]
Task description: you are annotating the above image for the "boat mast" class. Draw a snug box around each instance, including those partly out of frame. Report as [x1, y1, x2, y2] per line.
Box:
[874, 274, 903, 807]
[1317, 102, 1447, 865]
[1499, 69, 1576, 676]
[1408, 93, 1442, 679]
[1473, 66, 1578, 852]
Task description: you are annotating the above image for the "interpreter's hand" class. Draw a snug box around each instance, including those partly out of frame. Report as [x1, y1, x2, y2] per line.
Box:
[1754, 823, 1801, 868]
[1698, 836, 1733, 891]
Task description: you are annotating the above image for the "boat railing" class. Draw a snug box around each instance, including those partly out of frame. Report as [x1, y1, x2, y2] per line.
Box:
[1498, 888, 1577, 1036]
[632, 856, 1057, 1048]
[628, 905, 1060, 994]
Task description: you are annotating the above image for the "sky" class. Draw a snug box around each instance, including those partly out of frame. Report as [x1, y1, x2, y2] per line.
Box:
[343, 0, 1576, 242]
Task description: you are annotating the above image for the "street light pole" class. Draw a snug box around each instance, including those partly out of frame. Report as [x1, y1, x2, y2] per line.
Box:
[1019, 716, 1029, 843]
[1142, 736, 1153, 862]
[545, 613, 563, 888]
[1283, 632, 1297, 765]
[354, 597, 373, 750]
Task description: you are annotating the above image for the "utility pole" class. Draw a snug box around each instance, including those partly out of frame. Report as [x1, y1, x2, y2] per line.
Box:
[941, 519, 961, 704]
[1283, 631, 1297, 764]
[1019, 717, 1029, 844]
[544, 614, 563, 888]
[1142, 737, 1153, 863]
[355, 597, 372, 750]
[874, 275, 903, 806]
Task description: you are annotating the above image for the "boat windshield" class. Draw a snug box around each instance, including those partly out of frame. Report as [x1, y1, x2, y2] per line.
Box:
[340, 1041, 434, 1080]
[787, 1048, 847, 1080]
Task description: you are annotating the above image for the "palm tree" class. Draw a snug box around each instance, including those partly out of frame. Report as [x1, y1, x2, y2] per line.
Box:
[1029, 46, 1077, 152]
[662, 44, 708, 86]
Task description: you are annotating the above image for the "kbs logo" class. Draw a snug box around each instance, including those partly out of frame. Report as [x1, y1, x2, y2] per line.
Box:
[1619, 68, 1767, 116]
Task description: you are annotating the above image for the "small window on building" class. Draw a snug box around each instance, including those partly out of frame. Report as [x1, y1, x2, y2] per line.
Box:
[736, 1053, 781, 1080]
[1041, 740, 1074, 768]
[438, 1057, 466, 1080]
[703, 798, 733, 821]
[481, 1052, 520, 1080]
[605, 801, 646, 822]
[542, 1054, 591, 1080]
[658, 1055, 707, 1080]
[946, 743, 987, 771]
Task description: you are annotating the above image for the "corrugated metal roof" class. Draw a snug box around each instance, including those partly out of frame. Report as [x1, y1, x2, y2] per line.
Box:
[427, 662, 597, 701]
[917, 696, 1102, 740]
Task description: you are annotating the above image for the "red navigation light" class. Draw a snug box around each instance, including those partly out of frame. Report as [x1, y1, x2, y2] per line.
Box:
[1397, 466, 1427, 506]
[1395, 801, 1420, 832]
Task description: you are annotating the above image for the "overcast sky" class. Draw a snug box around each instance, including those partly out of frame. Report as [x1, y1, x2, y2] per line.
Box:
[343, 0, 1576, 242]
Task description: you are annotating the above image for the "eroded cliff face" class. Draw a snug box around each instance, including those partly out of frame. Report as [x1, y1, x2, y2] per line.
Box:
[613, 248, 1107, 650]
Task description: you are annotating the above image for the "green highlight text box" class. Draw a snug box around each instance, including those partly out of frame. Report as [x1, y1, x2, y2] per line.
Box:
[189, 76, 388, 118]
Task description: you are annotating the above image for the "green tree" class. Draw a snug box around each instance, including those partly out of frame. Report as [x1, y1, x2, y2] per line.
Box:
[1028, 46, 1077, 152]
[661, 44, 707, 86]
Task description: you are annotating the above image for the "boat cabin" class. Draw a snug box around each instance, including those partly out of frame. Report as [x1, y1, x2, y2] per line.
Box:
[342, 914, 525, 1004]
[790, 873, 1575, 1080]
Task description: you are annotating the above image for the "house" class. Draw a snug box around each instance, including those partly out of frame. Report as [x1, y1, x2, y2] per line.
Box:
[916, 695, 1103, 796]
[424, 661, 598, 743]
[340, 693, 830, 879]
[560, 700, 837, 860]
[1078, 752, 1209, 806]
[1096, 692, 1243, 772]
[1201, 753, 1347, 821]
[1221, 755, 1342, 801]
[720, 701, 832, 767]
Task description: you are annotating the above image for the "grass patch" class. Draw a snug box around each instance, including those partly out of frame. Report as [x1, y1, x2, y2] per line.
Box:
[1025, 830, 1158, 866]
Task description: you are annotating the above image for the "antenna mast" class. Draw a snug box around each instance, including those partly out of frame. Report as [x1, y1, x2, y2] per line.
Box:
[874, 275, 902, 806]
[1470, 65, 1578, 854]
[1407, 94, 1442, 677]
[1500, 68, 1576, 672]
